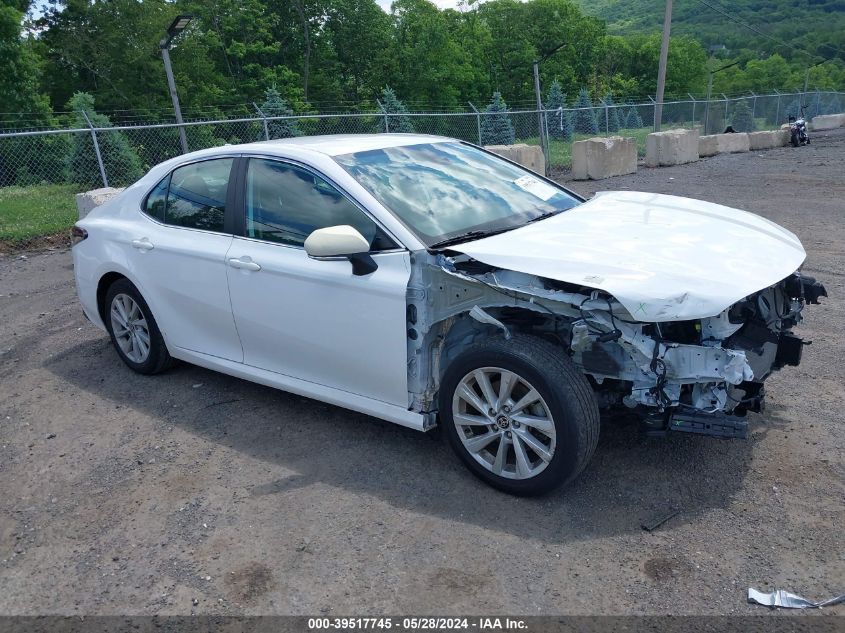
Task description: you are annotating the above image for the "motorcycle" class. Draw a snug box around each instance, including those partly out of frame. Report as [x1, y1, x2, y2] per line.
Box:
[788, 106, 810, 147]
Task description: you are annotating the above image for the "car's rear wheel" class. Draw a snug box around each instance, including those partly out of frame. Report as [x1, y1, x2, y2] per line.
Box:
[104, 278, 171, 375]
[439, 334, 599, 496]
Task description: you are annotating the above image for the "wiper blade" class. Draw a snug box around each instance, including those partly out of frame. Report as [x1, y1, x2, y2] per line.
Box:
[526, 210, 560, 224]
[428, 230, 493, 249]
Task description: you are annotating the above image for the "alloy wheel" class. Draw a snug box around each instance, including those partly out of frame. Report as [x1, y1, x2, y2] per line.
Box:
[452, 367, 556, 480]
[110, 293, 151, 364]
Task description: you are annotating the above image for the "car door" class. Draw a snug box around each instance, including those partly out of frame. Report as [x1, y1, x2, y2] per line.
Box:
[129, 156, 243, 362]
[225, 156, 411, 406]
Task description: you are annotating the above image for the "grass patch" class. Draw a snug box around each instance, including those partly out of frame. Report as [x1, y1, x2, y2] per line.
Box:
[0, 184, 79, 244]
[520, 126, 683, 168]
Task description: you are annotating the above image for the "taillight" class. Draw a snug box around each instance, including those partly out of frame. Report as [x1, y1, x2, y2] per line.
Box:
[71, 225, 88, 246]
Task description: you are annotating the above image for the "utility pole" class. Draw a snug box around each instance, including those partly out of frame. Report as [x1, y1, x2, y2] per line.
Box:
[653, 0, 673, 132]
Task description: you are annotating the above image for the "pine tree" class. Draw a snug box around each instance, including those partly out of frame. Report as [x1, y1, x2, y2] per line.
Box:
[380, 86, 414, 133]
[573, 88, 599, 136]
[602, 92, 621, 133]
[731, 99, 755, 133]
[66, 92, 144, 188]
[480, 91, 515, 145]
[260, 86, 300, 139]
[624, 104, 644, 130]
[545, 80, 572, 141]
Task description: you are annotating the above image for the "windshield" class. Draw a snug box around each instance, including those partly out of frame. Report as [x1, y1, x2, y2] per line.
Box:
[334, 142, 580, 247]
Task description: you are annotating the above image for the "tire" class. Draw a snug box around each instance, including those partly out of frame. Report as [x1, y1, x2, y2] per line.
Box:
[104, 278, 172, 375]
[439, 334, 599, 496]
[791, 130, 800, 147]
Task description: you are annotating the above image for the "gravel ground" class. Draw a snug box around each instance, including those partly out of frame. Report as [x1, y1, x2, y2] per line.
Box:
[1, 129, 843, 617]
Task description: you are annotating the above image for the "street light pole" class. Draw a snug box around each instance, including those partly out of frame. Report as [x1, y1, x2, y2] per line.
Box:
[653, 0, 673, 132]
[160, 15, 193, 155]
[704, 60, 740, 134]
[532, 61, 546, 171]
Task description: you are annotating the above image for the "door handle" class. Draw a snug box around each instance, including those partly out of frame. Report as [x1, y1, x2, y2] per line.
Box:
[131, 238, 154, 251]
[228, 257, 261, 272]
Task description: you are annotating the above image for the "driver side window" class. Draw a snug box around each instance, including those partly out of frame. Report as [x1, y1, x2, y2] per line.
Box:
[244, 158, 396, 250]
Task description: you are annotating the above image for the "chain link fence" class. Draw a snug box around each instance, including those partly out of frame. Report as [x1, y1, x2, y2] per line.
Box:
[1, 90, 843, 192]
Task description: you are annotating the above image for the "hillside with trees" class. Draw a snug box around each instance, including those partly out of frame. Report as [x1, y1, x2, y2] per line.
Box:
[571, 0, 845, 92]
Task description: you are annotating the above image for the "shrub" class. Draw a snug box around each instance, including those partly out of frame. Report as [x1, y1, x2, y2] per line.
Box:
[65, 92, 143, 188]
[731, 99, 755, 133]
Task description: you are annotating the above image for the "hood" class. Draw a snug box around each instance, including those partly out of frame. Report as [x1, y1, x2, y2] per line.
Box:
[451, 191, 806, 321]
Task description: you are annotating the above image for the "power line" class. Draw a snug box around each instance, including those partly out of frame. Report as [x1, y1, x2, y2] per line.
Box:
[693, 0, 845, 63]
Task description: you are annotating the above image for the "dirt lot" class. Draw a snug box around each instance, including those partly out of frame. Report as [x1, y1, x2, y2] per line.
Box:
[1, 129, 843, 617]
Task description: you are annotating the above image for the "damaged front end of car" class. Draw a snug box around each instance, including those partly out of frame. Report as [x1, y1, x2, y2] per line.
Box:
[406, 252, 827, 438]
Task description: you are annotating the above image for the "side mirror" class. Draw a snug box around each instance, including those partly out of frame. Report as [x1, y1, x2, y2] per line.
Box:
[304, 225, 369, 257]
[304, 225, 378, 276]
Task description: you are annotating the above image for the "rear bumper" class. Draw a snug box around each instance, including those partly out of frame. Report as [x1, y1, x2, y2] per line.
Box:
[72, 246, 107, 332]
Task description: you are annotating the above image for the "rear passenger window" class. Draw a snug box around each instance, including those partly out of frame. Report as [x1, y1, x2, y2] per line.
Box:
[142, 159, 234, 231]
[166, 159, 233, 232]
[144, 174, 169, 222]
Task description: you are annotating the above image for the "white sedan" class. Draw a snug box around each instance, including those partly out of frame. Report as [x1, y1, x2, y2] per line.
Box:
[72, 134, 826, 495]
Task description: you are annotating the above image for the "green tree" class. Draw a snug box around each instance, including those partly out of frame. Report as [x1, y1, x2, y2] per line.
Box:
[478, 0, 606, 103]
[730, 99, 755, 132]
[390, 0, 480, 108]
[573, 88, 598, 135]
[260, 86, 300, 139]
[545, 79, 572, 140]
[0, 0, 60, 186]
[1, 0, 51, 119]
[65, 92, 143, 187]
[601, 92, 621, 133]
[480, 91, 515, 145]
[380, 86, 414, 133]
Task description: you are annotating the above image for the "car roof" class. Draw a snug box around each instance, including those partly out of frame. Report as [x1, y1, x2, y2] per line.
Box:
[236, 133, 453, 157]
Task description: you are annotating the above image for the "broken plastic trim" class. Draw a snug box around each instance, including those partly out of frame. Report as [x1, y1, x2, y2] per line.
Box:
[468, 305, 511, 340]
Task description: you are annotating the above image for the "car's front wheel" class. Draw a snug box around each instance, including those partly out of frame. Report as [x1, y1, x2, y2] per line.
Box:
[439, 334, 599, 496]
[104, 278, 172, 375]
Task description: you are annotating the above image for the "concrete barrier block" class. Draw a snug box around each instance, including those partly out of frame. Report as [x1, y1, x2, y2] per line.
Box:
[748, 131, 781, 150]
[484, 143, 545, 175]
[810, 113, 845, 130]
[570, 136, 637, 180]
[75, 187, 125, 220]
[645, 128, 699, 167]
[698, 135, 719, 157]
[716, 133, 750, 153]
[700, 133, 750, 155]
[773, 129, 790, 146]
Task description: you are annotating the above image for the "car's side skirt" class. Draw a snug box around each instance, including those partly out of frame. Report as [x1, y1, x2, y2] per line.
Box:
[171, 346, 430, 432]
